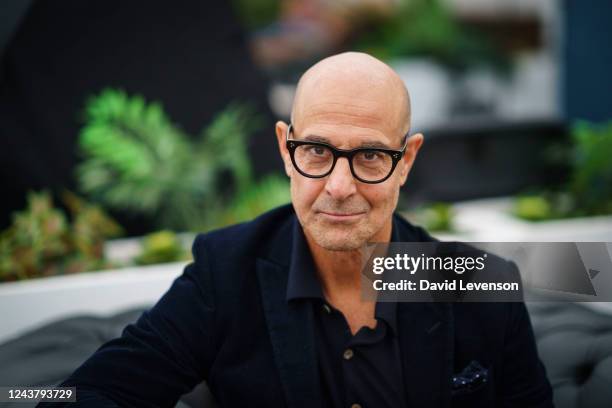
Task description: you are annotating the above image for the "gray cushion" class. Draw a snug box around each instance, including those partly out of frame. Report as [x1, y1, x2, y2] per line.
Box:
[0, 308, 215, 408]
[527, 302, 612, 408]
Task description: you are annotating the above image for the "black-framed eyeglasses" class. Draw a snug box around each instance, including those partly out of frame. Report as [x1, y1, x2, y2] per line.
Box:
[285, 123, 410, 184]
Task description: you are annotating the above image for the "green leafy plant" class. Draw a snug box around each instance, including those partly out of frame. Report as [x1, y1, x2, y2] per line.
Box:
[77, 89, 290, 232]
[353, 0, 507, 72]
[135, 230, 188, 265]
[0, 191, 122, 282]
[406, 202, 454, 232]
[216, 174, 291, 228]
[568, 121, 612, 215]
[514, 195, 553, 221]
[514, 121, 612, 221]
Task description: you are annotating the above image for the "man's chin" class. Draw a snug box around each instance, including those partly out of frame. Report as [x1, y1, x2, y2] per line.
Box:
[310, 230, 366, 252]
[320, 242, 363, 252]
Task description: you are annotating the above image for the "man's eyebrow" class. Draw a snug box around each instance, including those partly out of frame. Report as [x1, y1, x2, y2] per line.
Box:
[302, 135, 331, 144]
[301, 134, 392, 149]
[358, 141, 392, 149]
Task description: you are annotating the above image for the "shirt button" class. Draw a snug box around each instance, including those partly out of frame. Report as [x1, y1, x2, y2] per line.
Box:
[343, 349, 354, 360]
[322, 304, 332, 314]
[351, 404, 362, 408]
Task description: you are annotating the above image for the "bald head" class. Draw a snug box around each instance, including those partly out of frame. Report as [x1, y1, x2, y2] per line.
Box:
[291, 52, 411, 138]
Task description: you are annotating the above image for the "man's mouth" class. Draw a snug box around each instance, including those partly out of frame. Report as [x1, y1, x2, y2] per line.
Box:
[318, 211, 366, 222]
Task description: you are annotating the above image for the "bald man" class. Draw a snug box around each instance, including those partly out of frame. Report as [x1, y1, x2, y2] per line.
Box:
[47, 53, 553, 408]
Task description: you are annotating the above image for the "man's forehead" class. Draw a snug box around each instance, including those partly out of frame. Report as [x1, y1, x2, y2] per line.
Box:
[293, 121, 401, 150]
[294, 87, 406, 141]
[302, 101, 388, 124]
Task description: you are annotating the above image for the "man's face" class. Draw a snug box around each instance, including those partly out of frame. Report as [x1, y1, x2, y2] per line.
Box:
[276, 86, 422, 251]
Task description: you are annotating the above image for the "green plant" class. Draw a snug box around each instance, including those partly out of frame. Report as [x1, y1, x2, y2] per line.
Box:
[514, 194, 554, 221]
[353, 0, 507, 72]
[406, 202, 454, 232]
[514, 121, 612, 221]
[217, 174, 291, 228]
[568, 121, 612, 215]
[77, 89, 290, 232]
[0, 191, 122, 282]
[135, 230, 188, 265]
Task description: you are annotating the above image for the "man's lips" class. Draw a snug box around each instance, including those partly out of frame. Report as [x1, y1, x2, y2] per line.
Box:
[318, 211, 366, 222]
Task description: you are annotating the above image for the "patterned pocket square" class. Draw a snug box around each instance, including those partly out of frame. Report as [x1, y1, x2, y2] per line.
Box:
[452, 360, 489, 396]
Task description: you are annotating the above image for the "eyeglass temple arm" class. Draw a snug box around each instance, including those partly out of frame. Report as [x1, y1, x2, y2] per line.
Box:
[286, 123, 293, 142]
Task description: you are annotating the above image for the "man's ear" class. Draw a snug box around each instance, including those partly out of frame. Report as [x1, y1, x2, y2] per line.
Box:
[398, 132, 424, 186]
[275, 121, 293, 178]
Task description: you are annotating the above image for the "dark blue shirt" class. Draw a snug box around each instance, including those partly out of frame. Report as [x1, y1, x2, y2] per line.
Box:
[287, 220, 408, 408]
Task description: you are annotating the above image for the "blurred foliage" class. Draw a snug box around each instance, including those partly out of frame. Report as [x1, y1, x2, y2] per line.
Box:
[354, 0, 508, 72]
[135, 230, 188, 265]
[513, 193, 571, 222]
[406, 202, 454, 232]
[0, 191, 122, 282]
[216, 174, 292, 228]
[569, 121, 612, 215]
[514, 121, 612, 221]
[231, 0, 281, 30]
[514, 195, 552, 222]
[77, 89, 290, 232]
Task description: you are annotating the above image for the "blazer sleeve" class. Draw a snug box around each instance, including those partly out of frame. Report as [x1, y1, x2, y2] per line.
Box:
[39, 234, 217, 408]
[501, 263, 554, 407]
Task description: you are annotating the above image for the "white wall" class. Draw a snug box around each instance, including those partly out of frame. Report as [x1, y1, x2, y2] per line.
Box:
[0, 262, 186, 344]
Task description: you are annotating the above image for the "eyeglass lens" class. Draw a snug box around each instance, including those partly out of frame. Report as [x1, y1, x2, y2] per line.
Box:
[293, 144, 393, 182]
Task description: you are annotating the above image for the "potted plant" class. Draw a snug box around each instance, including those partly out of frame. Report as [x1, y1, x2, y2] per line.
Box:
[77, 89, 290, 233]
[0, 191, 122, 283]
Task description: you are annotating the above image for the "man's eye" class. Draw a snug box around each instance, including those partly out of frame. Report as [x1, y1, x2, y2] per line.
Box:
[307, 146, 327, 156]
[362, 151, 381, 161]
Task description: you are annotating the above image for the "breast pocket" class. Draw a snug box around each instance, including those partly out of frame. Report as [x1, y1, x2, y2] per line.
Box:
[451, 361, 495, 408]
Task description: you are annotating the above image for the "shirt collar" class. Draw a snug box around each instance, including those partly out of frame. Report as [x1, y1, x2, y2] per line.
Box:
[286, 218, 324, 301]
[286, 216, 400, 334]
[374, 298, 398, 335]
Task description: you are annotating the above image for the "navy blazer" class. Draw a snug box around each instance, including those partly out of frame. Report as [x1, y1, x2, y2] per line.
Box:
[46, 204, 553, 407]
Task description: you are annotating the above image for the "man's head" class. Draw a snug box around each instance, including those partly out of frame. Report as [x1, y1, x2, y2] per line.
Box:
[276, 52, 423, 251]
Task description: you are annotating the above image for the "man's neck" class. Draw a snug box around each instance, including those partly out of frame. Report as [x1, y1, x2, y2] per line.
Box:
[304, 221, 392, 302]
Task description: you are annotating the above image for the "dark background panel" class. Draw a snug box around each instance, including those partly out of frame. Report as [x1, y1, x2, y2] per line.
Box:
[0, 0, 282, 234]
[563, 0, 612, 123]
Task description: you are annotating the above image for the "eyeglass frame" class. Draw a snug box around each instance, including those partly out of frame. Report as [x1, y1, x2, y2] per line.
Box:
[285, 123, 410, 184]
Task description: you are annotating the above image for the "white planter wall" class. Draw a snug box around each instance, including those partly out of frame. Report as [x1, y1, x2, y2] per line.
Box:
[429, 197, 612, 242]
[0, 262, 186, 344]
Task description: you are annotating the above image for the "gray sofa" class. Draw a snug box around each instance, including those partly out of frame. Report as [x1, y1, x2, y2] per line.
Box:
[1, 302, 611, 407]
[527, 303, 612, 408]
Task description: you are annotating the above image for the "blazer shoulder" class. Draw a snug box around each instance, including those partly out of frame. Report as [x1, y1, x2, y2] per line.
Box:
[191, 203, 295, 264]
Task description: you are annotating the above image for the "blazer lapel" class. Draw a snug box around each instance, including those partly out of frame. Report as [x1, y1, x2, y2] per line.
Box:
[256, 257, 322, 408]
[392, 213, 454, 407]
[398, 301, 454, 408]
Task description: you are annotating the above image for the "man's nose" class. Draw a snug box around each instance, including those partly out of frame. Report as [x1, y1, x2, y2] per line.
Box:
[324, 157, 357, 200]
